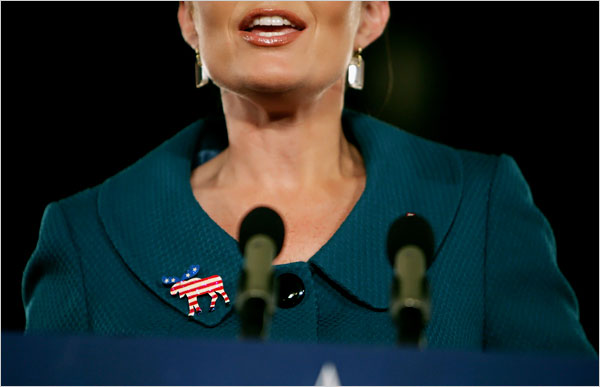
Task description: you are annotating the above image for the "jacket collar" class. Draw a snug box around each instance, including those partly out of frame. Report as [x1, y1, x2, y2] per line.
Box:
[97, 111, 463, 325]
[309, 111, 463, 309]
[98, 116, 241, 327]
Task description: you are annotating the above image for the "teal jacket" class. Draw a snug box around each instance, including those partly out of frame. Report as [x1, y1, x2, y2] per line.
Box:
[22, 111, 594, 354]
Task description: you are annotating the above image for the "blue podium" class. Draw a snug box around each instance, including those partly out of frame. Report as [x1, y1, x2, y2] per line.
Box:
[2, 333, 597, 385]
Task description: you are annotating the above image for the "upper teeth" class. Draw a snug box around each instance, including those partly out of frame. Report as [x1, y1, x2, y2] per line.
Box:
[250, 16, 296, 28]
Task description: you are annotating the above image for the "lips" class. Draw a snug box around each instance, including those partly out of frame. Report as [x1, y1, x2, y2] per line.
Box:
[238, 9, 307, 47]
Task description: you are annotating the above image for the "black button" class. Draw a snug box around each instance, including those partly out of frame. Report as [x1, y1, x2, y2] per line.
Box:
[277, 273, 305, 309]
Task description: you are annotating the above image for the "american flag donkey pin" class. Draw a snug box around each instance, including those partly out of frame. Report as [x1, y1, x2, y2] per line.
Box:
[162, 265, 230, 315]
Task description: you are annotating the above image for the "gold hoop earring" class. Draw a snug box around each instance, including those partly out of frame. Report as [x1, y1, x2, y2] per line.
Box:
[347, 47, 364, 90]
[195, 49, 209, 88]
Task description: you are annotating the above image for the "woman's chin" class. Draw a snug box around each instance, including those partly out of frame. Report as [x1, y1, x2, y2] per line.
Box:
[242, 73, 307, 94]
[246, 82, 298, 95]
[219, 76, 313, 102]
[209, 66, 309, 94]
[215, 69, 343, 110]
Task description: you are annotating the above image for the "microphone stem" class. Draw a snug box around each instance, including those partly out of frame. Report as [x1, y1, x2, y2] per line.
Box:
[391, 245, 429, 347]
[238, 234, 276, 339]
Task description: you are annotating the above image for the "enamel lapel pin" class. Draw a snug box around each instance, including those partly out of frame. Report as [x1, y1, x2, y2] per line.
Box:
[162, 265, 230, 316]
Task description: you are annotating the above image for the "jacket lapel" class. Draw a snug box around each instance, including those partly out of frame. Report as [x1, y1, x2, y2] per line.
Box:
[97, 118, 240, 327]
[310, 111, 464, 309]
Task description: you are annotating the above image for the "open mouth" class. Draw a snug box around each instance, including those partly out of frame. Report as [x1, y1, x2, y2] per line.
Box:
[238, 9, 307, 47]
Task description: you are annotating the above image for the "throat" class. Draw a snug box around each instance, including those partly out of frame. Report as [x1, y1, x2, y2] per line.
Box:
[191, 159, 367, 265]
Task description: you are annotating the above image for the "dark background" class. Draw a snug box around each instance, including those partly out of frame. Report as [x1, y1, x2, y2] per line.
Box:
[2, 2, 597, 352]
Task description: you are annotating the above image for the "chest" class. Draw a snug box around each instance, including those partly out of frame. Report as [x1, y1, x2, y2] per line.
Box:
[79, 234, 485, 348]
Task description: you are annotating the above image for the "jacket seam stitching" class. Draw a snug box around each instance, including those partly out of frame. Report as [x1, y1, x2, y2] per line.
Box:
[55, 201, 93, 332]
[483, 155, 502, 351]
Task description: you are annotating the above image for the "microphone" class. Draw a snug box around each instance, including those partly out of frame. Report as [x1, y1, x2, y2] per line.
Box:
[236, 206, 285, 339]
[387, 213, 435, 347]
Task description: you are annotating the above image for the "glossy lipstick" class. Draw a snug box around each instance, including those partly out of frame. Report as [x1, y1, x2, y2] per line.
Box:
[238, 9, 306, 47]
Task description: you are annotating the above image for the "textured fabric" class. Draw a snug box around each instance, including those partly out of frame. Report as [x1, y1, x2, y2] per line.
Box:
[22, 110, 595, 355]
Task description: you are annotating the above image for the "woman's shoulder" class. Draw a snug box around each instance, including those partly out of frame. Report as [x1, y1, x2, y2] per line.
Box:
[55, 118, 210, 212]
[345, 110, 504, 186]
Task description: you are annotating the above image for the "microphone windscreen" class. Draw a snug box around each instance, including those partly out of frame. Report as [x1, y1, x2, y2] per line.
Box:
[238, 206, 285, 257]
[387, 214, 435, 268]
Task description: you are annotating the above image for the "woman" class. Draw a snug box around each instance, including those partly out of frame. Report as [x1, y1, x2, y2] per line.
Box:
[22, 1, 594, 354]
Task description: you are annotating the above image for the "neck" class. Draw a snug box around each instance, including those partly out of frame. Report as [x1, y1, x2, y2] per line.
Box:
[214, 79, 362, 191]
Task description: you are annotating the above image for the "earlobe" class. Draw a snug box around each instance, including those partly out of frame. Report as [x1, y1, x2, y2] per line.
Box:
[178, 1, 199, 50]
[355, 1, 390, 49]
